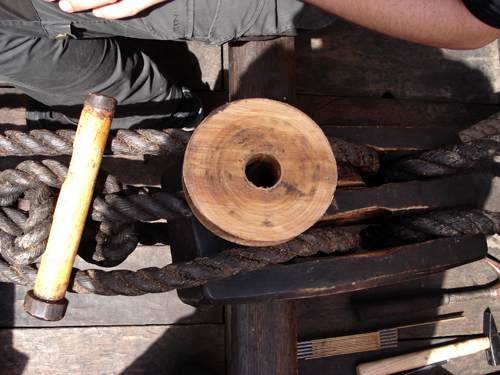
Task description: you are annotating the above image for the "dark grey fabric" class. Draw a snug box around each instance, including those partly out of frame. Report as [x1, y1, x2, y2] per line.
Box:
[0, 33, 183, 128]
[0, 0, 38, 22]
[463, 0, 500, 28]
[27, 0, 336, 44]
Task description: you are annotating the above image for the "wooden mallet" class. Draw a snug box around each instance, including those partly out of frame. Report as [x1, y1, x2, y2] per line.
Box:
[23, 93, 116, 321]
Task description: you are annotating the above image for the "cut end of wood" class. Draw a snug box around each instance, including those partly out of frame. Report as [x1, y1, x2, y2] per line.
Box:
[183, 99, 337, 246]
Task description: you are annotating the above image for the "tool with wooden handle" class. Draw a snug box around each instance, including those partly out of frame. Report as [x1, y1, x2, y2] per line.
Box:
[23, 93, 116, 321]
[356, 308, 500, 375]
[298, 313, 463, 360]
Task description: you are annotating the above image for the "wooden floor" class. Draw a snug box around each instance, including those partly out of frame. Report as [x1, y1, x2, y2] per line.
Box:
[3, 19, 500, 374]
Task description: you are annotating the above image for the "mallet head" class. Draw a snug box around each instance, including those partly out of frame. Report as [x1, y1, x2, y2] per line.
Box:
[484, 307, 500, 366]
[23, 290, 68, 321]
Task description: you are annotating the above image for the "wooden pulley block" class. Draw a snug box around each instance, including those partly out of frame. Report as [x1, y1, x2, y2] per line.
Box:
[182, 99, 337, 246]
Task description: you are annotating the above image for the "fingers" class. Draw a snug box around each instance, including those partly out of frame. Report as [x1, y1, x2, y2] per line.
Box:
[92, 0, 166, 19]
[51, 0, 119, 13]
[44, 0, 167, 19]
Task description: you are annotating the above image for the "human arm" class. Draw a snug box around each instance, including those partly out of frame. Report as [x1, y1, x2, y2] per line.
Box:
[44, 0, 169, 20]
[302, 0, 500, 49]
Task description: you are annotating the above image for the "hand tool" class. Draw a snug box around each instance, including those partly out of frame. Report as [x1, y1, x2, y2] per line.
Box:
[23, 93, 116, 321]
[297, 313, 463, 360]
[353, 255, 500, 321]
[356, 308, 500, 375]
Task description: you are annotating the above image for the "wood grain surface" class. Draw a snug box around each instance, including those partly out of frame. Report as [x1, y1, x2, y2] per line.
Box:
[183, 99, 337, 246]
[228, 301, 298, 375]
[225, 37, 299, 375]
[0, 324, 224, 375]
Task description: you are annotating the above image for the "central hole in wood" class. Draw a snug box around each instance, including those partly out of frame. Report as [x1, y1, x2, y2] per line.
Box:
[245, 154, 281, 189]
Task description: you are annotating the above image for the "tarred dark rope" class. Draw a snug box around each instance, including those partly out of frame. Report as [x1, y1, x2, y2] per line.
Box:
[0, 129, 380, 175]
[0, 128, 191, 156]
[0, 159, 189, 266]
[379, 135, 500, 181]
[0, 186, 55, 266]
[459, 112, 500, 142]
[361, 209, 500, 249]
[0, 227, 360, 296]
[6, 125, 500, 183]
[327, 137, 380, 176]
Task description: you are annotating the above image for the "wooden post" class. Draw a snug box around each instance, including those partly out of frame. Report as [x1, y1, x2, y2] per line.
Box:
[227, 37, 299, 375]
[24, 93, 116, 321]
[229, 38, 295, 104]
[227, 302, 298, 375]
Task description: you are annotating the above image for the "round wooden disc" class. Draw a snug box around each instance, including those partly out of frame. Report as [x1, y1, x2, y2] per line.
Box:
[182, 99, 337, 246]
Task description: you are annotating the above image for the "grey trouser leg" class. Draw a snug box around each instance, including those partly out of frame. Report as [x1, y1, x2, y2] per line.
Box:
[0, 33, 182, 128]
[0, 0, 185, 129]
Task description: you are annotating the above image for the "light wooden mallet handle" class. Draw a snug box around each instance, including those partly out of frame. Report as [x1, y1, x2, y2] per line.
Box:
[24, 93, 116, 321]
[356, 336, 490, 375]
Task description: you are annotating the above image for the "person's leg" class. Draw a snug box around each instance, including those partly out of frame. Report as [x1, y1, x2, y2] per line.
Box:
[0, 0, 333, 130]
[0, 1, 201, 130]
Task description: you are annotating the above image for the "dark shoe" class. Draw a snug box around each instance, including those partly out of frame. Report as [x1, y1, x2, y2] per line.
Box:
[165, 87, 204, 132]
[25, 99, 78, 131]
[25, 87, 203, 132]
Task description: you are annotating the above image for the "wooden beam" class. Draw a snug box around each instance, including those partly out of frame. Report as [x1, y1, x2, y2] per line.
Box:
[226, 37, 298, 375]
[0, 325, 224, 375]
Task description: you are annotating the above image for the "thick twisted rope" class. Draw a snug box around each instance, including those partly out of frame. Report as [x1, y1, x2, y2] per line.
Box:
[0, 128, 191, 156]
[0, 160, 189, 266]
[0, 186, 55, 266]
[91, 191, 192, 223]
[361, 209, 500, 249]
[459, 112, 500, 142]
[7, 119, 500, 183]
[379, 135, 500, 181]
[77, 220, 139, 268]
[0, 159, 65, 206]
[0, 226, 360, 296]
[0, 128, 380, 174]
[328, 137, 380, 176]
[0, 159, 191, 222]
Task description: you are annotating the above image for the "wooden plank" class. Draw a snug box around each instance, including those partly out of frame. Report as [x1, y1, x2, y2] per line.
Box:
[193, 236, 488, 304]
[295, 19, 500, 104]
[0, 324, 225, 375]
[229, 38, 295, 104]
[322, 125, 461, 150]
[322, 175, 477, 226]
[1, 245, 223, 327]
[296, 96, 500, 131]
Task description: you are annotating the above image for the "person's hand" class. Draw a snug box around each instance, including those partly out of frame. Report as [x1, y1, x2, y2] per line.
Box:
[44, 0, 168, 19]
